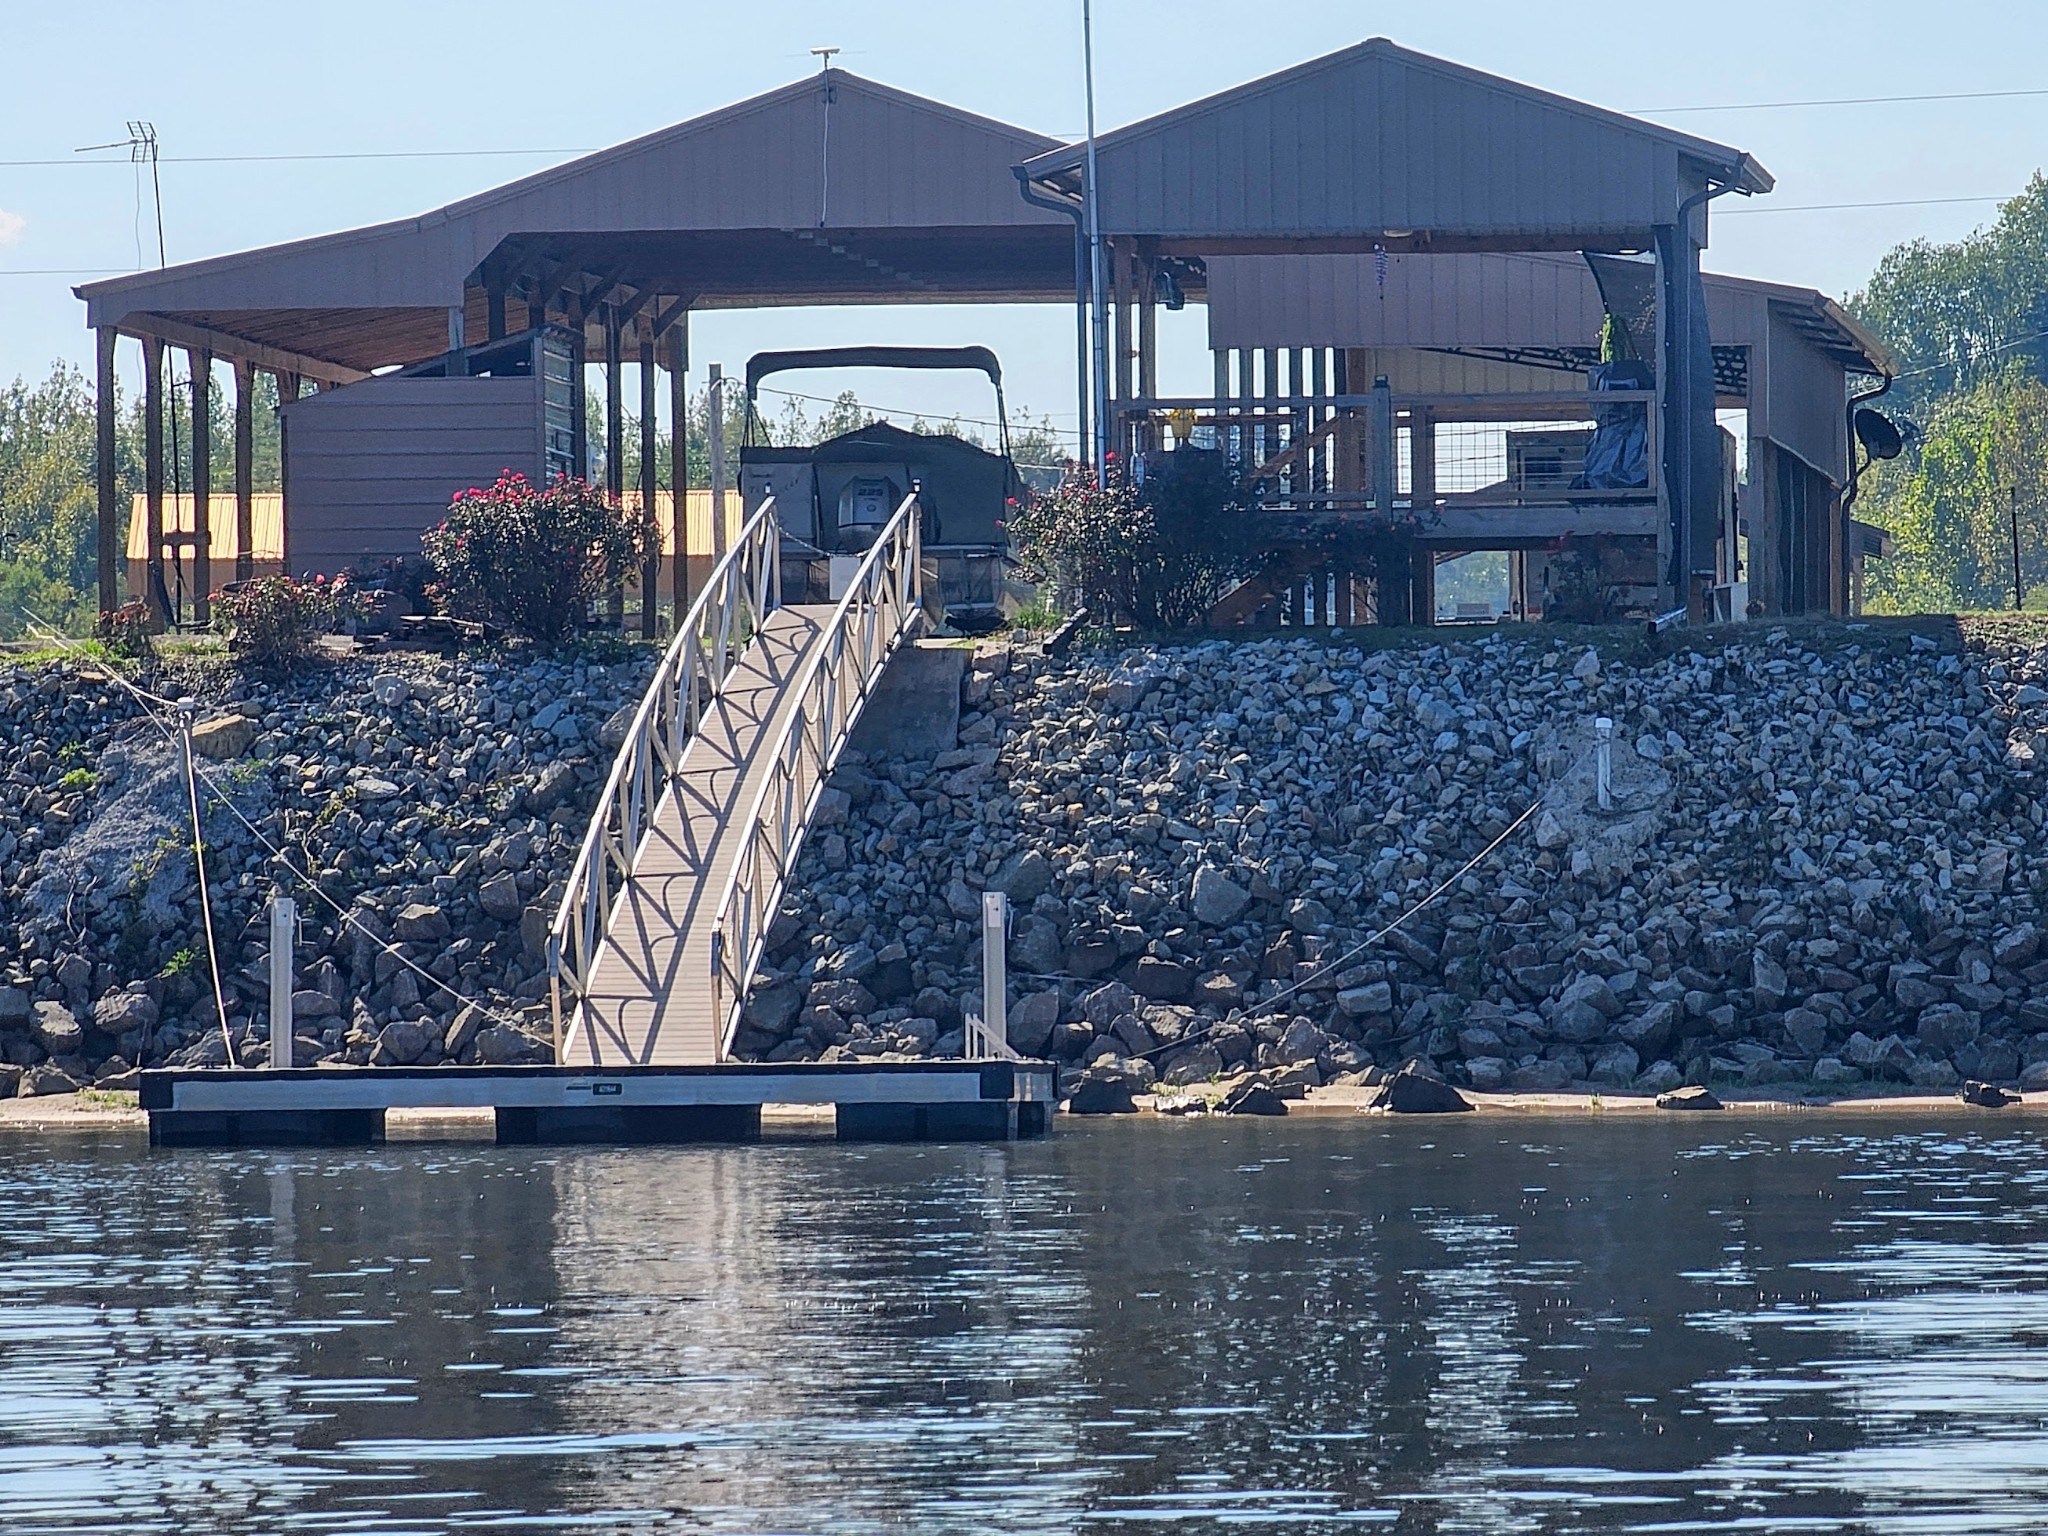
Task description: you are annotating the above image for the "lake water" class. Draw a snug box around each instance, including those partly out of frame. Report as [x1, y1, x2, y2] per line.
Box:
[5, 1114, 2048, 1533]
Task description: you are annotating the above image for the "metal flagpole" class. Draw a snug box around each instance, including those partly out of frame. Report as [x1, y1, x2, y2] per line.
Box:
[1082, 0, 1110, 477]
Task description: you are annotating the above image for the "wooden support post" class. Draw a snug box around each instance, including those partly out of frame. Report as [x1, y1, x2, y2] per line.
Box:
[276, 372, 299, 576]
[189, 349, 212, 625]
[1261, 349, 1279, 472]
[1113, 242, 1136, 461]
[1212, 349, 1230, 461]
[569, 327, 588, 483]
[233, 361, 255, 583]
[638, 321, 659, 638]
[1409, 404, 1436, 516]
[604, 305, 625, 627]
[708, 363, 728, 559]
[446, 305, 467, 377]
[1136, 249, 1157, 456]
[142, 336, 166, 626]
[95, 328, 118, 612]
[669, 316, 690, 621]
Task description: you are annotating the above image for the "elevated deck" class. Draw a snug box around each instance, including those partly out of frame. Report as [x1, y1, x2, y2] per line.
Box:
[140, 1060, 1057, 1146]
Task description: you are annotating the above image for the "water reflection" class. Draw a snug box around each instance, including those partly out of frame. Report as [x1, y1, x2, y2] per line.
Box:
[2, 1118, 2048, 1530]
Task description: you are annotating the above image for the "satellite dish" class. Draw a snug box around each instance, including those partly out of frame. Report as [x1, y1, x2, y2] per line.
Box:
[1855, 408, 1904, 461]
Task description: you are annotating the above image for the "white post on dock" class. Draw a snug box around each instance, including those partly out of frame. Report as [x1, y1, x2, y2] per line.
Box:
[982, 889, 1009, 1054]
[1594, 717, 1614, 812]
[269, 895, 296, 1069]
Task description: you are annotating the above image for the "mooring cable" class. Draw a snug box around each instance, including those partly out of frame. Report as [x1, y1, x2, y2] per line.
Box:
[18, 614, 530, 1045]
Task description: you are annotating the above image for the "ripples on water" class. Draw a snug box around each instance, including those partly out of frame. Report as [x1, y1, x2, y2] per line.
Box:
[3, 1117, 2048, 1532]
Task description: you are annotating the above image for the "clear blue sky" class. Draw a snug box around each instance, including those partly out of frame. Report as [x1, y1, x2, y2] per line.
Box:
[3, 0, 2042, 440]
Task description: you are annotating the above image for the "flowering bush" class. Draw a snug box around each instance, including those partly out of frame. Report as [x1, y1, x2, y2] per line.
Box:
[212, 574, 366, 669]
[95, 599, 154, 661]
[422, 472, 646, 649]
[1006, 456, 1260, 631]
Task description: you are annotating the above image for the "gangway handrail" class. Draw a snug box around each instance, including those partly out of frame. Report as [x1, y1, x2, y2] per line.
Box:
[549, 496, 782, 1060]
[707, 492, 925, 1058]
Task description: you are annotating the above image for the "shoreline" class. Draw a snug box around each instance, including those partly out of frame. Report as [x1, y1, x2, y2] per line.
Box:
[2, 1082, 2036, 1144]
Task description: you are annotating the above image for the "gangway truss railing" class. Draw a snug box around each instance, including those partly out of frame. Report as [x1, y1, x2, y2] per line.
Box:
[709, 492, 925, 1057]
[549, 496, 782, 1060]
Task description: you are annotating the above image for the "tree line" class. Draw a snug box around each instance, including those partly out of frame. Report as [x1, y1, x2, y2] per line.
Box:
[1851, 173, 2048, 613]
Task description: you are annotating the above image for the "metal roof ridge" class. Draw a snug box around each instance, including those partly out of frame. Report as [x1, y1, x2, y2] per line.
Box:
[76, 70, 1069, 306]
[1019, 37, 1772, 196]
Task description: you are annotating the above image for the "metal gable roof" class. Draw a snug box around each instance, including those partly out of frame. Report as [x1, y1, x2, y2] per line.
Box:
[78, 71, 1070, 331]
[1021, 38, 1771, 240]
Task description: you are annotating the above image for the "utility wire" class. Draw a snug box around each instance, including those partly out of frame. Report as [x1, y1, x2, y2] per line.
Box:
[173, 700, 237, 1064]
[1636, 86, 2048, 114]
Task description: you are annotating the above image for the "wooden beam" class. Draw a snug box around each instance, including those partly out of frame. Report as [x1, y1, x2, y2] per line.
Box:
[189, 349, 213, 625]
[233, 360, 255, 583]
[670, 327, 689, 620]
[605, 305, 625, 627]
[142, 336, 167, 625]
[121, 312, 363, 386]
[639, 323, 659, 639]
[95, 328, 118, 613]
[276, 371, 299, 575]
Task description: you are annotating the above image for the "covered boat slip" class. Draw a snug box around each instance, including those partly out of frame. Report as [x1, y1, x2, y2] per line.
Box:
[140, 1060, 1057, 1146]
[76, 36, 1891, 634]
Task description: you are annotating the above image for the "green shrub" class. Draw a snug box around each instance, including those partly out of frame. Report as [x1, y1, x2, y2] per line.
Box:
[422, 472, 646, 648]
[1005, 458, 1260, 631]
[212, 574, 364, 669]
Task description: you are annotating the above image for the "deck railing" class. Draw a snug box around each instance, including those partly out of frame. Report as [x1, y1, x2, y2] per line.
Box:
[549, 497, 782, 1060]
[708, 492, 924, 1057]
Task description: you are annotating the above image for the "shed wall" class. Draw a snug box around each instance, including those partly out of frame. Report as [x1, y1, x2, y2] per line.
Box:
[282, 377, 541, 572]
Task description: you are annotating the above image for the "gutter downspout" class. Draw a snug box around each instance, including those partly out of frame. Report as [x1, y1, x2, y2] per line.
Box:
[1081, 0, 1109, 478]
[1663, 175, 1744, 608]
[1840, 370, 1894, 615]
[1015, 167, 1090, 472]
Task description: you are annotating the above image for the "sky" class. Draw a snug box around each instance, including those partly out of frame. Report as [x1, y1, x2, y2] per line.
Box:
[3, 0, 2044, 444]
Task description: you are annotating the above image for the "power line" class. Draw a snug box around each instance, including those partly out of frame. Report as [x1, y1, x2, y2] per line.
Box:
[1718, 194, 2008, 216]
[1637, 86, 2048, 114]
[3, 146, 589, 168]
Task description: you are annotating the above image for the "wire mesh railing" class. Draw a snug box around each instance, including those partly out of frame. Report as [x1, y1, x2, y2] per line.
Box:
[549, 496, 782, 1061]
[707, 492, 924, 1059]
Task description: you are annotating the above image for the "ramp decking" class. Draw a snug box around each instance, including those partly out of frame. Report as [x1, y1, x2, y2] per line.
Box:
[567, 603, 832, 1067]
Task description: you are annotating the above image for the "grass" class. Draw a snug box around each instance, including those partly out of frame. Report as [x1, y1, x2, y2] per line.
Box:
[75, 1088, 140, 1112]
[57, 767, 98, 794]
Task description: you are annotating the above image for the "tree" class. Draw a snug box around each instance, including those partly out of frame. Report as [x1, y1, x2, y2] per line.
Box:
[1861, 371, 2048, 614]
[1853, 174, 2048, 422]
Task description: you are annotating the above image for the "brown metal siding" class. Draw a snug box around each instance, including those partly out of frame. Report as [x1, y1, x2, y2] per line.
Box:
[281, 377, 540, 573]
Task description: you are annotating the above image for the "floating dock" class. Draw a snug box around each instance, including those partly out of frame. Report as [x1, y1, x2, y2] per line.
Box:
[139, 1060, 1056, 1147]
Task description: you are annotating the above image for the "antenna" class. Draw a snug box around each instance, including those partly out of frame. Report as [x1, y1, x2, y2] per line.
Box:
[812, 48, 839, 228]
[77, 120, 166, 269]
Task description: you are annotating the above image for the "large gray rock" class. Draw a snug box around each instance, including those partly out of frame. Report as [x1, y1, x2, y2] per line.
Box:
[1189, 866, 1251, 927]
[1005, 992, 1061, 1056]
[478, 872, 523, 922]
[394, 904, 452, 944]
[0, 987, 31, 1028]
[31, 1002, 82, 1057]
[93, 988, 159, 1035]
[1337, 981, 1395, 1017]
[372, 1019, 432, 1065]
[474, 1025, 550, 1065]
[994, 850, 1054, 905]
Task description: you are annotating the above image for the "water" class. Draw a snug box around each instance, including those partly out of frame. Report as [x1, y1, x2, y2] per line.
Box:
[5, 1116, 2048, 1533]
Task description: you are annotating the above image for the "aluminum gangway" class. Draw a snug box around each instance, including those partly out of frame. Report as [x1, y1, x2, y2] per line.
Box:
[546, 492, 926, 1067]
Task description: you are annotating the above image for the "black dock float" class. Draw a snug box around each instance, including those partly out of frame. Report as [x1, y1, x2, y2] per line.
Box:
[139, 1060, 1057, 1148]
